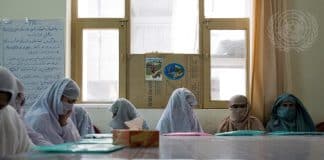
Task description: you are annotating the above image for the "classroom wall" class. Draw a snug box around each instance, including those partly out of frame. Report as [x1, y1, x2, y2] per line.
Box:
[288, 1, 324, 124]
[1, 0, 324, 133]
[0, 0, 228, 134]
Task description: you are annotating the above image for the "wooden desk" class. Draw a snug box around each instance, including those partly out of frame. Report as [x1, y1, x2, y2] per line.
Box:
[6, 136, 324, 159]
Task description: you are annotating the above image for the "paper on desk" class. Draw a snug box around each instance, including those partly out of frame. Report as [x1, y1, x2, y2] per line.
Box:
[34, 143, 124, 153]
[124, 117, 144, 130]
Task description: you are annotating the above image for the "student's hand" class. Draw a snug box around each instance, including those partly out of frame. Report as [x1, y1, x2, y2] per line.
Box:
[58, 110, 72, 127]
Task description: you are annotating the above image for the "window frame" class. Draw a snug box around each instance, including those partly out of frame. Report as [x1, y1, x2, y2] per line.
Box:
[202, 18, 250, 108]
[71, 0, 128, 103]
[71, 0, 251, 108]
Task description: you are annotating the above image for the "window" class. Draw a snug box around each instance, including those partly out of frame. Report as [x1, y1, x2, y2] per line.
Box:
[210, 30, 247, 100]
[131, 0, 199, 54]
[204, 0, 251, 18]
[203, 0, 251, 108]
[72, 0, 126, 103]
[72, 0, 251, 108]
[82, 29, 119, 102]
[78, 0, 125, 18]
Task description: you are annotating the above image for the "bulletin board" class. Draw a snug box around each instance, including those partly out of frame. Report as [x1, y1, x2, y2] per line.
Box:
[0, 19, 65, 109]
[127, 54, 202, 108]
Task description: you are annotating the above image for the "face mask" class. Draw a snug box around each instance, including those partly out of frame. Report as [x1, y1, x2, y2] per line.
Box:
[229, 107, 247, 122]
[186, 95, 197, 107]
[277, 106, 296, 121]
[15, 97, 25, 114]
[62, 102, 73, 115]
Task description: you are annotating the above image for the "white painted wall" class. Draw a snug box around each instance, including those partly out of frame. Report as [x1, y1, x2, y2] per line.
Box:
[1, 0, 324, 134]
[288, 1, 324, 124]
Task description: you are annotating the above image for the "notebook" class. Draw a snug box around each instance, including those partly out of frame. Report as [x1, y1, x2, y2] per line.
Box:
[83, 133, 113, 139]
[77, 138, 113, 144]
[268, 131, 324, 136]
[162, 132, 212, 136]
[34, 143, 124, 153]
[215, 130, 266, 136]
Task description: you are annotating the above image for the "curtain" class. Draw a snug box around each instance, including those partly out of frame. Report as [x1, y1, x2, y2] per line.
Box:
[249, 0, 292, 123]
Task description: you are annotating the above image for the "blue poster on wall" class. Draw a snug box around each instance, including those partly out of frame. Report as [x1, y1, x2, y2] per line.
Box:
[163, 63, 185, 80]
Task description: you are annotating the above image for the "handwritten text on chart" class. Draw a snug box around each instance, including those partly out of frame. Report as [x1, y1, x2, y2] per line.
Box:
[0, 20, 65, 108]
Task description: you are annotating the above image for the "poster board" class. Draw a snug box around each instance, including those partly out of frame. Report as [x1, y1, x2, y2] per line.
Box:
[0, 19, 65, 109]
[128, 54, 202, 108]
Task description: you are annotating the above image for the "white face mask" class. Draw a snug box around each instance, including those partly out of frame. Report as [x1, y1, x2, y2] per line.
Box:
[61, 102, 73, 115]
[229, 107, 247, 122]
[15, 94, 25, 115]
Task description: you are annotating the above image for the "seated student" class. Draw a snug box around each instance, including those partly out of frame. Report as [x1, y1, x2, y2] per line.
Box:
[156, 88, 203, 134]
[266, 93, 315, 132]
[0, 67, 33, 156]
[9, 78, 52, 146]
[109, 98, 149, 130]
[71, 106, 95, 136]
[217, 95, 264, 133]
[10, 79, 26, 115]
[25, 78, 81, 144]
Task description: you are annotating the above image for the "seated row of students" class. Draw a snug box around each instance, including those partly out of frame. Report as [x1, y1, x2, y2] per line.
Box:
[108, 88, 203, 134]
[110, 88, 315, 134]
[0, 67, 94, 156]
[217, 93, 315, 133]
[0, 66, 317, 156]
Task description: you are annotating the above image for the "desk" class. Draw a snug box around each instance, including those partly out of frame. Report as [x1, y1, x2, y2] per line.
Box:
[6, 136, 324, 159]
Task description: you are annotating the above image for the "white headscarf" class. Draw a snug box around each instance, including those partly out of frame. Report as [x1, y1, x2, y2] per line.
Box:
[8, 78, 52, 146]
[0, 106, 34, 156]
[0, 66, 17, 105]
[0, 66, 33, 156]
[24, 78, 81, 144]
[71, 106, 95, 136]
[109, 98, 149, 130]
[156, 88, 203, 134]
[9, 78, 25, 115]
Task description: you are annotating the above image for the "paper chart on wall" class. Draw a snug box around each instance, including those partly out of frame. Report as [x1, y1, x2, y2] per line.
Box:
[0, 19, 65, 109]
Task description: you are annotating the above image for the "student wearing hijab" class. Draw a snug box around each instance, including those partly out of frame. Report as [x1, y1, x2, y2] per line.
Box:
[217, 95, 264, 133]
[0, 66, 33, 156]
[109, 98, 149, 130]
[10, 79, 25, 115]
[9, 78, 52, 146]
[156, 88, 203, 134]
[266, 93, 315, 132]
[71, 106, 95, 136]
[25, 78, 81, 144]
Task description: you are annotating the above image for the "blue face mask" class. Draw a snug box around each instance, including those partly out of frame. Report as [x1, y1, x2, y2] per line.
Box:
[277, 106, 296, 121]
